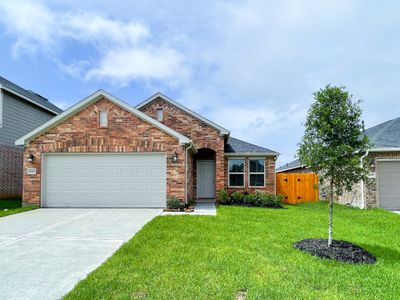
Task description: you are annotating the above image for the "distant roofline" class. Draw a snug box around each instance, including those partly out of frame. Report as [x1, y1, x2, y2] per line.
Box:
[0, 83, 61, 115]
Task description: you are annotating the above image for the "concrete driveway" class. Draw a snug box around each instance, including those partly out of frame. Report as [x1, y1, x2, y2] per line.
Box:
[0, 208, 161, 300]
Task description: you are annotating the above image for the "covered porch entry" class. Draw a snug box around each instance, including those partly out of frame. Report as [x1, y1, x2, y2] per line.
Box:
[194, 148, 216, 201]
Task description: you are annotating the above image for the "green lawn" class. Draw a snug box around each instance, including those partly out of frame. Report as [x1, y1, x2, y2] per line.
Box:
[0, 205, 37, 218]
[64, 203, 400, 300]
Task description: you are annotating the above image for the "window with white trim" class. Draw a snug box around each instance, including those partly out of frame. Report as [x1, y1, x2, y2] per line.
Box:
[156, 108, 163, 121]
[249, 159, 265, 187]
[99, 110, 108, 127]
[228, 159, 245, 187]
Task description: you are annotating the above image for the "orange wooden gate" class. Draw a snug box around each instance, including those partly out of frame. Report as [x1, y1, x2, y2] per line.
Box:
[276, 173, 319, 204]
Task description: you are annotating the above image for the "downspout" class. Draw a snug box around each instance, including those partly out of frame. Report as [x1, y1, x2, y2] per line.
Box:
[274, 155, 278, 195]
[360, 150, 369, 209]
[185, 142, 195, 204]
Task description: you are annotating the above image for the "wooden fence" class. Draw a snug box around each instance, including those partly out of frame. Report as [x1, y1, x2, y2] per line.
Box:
[276, 173, 319, 204]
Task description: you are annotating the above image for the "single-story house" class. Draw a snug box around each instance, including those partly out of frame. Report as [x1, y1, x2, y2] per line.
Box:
[277, 117, 400, 210]
[16, 90, 279, 208]
[0, 76, 62, 198]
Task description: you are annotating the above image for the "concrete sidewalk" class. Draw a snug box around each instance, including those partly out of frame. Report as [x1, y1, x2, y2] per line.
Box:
[161, 202, 217, 216]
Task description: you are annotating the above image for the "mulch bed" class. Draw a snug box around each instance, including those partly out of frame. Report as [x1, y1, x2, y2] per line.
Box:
[294, 238, 376, 264]
[163, 206, 194, 212]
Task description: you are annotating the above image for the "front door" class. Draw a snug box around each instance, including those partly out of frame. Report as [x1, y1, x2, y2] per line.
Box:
[197, 160, 215, 199]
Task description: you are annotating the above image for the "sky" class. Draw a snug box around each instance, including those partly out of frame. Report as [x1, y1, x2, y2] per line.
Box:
[1, 0, 400, 166]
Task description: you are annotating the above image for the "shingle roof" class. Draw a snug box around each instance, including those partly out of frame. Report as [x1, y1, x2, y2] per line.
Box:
[365, 117, 400, 148]
[0, 76, 62, 114]
[276, 158, 304, 172]
[224, 137, 279, 155]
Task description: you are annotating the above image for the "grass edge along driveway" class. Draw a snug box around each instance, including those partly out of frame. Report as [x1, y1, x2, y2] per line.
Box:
[0, 205, 37, 218]
[64, 202, 400, 300]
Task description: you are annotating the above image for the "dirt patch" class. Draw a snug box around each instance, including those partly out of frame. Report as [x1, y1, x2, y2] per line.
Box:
[236, 289, 247, 300]
[294, 238, 376, 264]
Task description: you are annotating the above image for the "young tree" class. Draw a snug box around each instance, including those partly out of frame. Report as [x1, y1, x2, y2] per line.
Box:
[298, 85, 370, 246]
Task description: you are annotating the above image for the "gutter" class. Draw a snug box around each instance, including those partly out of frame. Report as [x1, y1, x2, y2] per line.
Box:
[360, 150, 369, 209]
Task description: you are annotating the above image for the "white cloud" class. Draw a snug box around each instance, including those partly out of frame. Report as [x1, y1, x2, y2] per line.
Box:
[85, 46, 187, 86]
[0, 1, 188, 85]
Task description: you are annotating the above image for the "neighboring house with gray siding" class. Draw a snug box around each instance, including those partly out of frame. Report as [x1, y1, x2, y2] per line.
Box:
[0, 76, 62, 198]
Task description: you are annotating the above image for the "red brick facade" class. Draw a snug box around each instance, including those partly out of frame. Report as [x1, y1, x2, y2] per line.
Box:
[0, 145, 23, 198]
[22, 94, 277, 206]
[139, 97, 225, 199]
[139, 97, 276, 199]
[23, 97, 185, 206]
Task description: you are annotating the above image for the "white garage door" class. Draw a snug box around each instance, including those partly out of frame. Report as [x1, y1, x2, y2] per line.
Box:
[377, 160, 400, 210]
[43, 153, 167, 208]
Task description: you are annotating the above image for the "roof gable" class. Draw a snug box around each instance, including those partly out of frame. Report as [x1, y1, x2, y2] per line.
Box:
[135, 92, 230, 135]
[0, 76, 62, 115]
[15, 90, 190, 146]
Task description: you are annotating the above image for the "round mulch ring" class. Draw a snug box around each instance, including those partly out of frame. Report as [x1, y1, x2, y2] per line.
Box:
[294, 238, 376, 264]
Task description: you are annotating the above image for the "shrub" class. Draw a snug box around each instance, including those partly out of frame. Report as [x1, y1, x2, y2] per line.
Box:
[231, 191, 245, 204]
[259, 193, 283, 208]
[167, 197, 184, 210]
[187, 198, 196, 207]
[244, 192, 257, 205]
[217, 189, 230, 204]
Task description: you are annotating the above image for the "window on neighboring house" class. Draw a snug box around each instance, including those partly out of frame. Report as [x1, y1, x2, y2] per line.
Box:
[156, 108, 163, 121]
[249, 159, 265, 187]
[228, 159, 245, 187]
[99, 110, 108, 127]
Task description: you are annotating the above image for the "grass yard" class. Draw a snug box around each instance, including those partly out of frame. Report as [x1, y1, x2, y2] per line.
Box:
[64, 203, 400, 299]
[0, 205, 37, 218]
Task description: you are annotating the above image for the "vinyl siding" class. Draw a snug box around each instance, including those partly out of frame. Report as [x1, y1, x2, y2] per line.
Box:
[0, 91, 56, 146]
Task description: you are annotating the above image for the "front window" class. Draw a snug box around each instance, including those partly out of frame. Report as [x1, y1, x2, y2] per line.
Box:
[228, 159, 245, 187]
[249, 159, 265, 187]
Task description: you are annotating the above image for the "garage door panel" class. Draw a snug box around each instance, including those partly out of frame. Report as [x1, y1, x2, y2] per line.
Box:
[378, 161, 400, 210]
[43, 154, 166, 208]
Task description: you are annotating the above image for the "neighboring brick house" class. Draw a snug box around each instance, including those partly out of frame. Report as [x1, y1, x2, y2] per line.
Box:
[16, 90, 279, 207]
[279, 118, 400, 211]
[0, 76, 62, 198]
[338, 118, 400, 210]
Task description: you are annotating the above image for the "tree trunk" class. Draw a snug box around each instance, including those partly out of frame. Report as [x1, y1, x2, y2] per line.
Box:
[328, 178, 334, 247]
